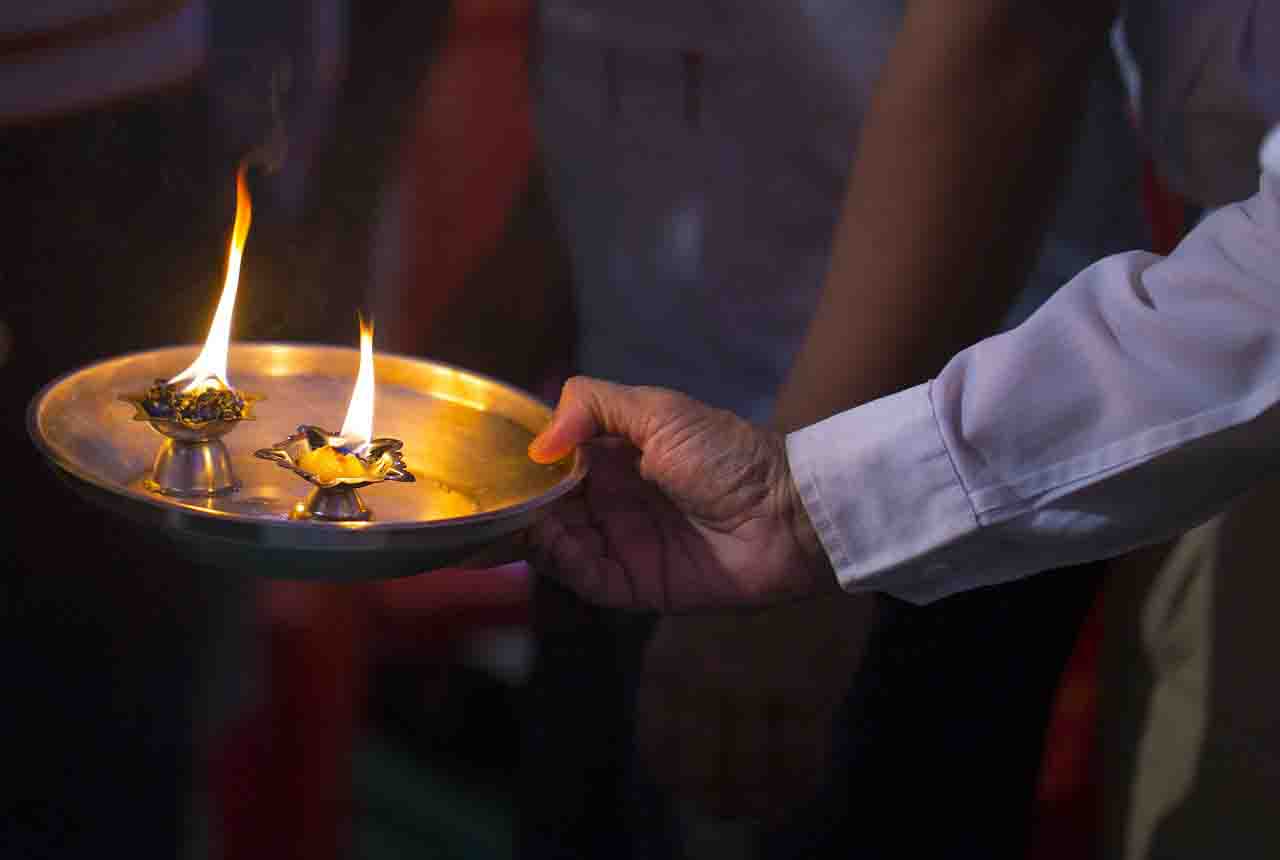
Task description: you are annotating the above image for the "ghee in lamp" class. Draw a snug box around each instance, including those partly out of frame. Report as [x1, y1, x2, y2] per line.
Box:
[298, 445, 369, 482]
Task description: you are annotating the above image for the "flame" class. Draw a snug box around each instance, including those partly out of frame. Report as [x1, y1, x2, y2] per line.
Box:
[338, 316, 376, 452]
[169, 164, 253, 392]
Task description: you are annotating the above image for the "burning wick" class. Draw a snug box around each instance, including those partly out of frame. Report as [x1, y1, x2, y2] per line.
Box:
[255, 316, 412, 520]
[120, 163, 261, 496]
[169, 163, 253, 395]
[339, 315, 376, 454]
[297, 317, 379, 482]
[137, 164, 256, 426]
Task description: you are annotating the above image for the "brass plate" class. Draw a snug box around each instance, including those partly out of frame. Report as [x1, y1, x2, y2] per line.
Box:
[28, 343, 584, 580]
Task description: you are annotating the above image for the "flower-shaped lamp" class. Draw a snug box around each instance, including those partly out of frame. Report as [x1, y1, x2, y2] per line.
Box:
[120, 381, 262, 496]
[254, 425, 414, 521]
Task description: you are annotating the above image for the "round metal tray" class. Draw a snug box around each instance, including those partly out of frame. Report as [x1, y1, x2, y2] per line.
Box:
[28, 343, 584, 580]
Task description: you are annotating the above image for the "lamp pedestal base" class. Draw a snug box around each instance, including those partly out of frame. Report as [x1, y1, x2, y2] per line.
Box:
[297, 486, 370, 522]
[147, 438, 240, 497]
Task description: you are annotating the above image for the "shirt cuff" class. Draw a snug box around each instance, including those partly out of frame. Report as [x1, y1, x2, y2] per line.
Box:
[785, 382, 980, 604]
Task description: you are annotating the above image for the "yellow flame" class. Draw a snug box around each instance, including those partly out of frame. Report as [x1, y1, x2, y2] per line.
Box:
[170, 164, 253, 392]
[339, 316, 375, 451]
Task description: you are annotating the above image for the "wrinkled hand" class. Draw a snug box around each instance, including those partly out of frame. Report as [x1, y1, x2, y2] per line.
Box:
[637, 593, 876, 820]
[527, 377, 838, 612]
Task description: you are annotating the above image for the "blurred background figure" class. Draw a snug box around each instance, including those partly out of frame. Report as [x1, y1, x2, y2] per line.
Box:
[17, 1, 1276, 858]
[1102, 3, 1280, 858]
[375, 1, 1150, 858]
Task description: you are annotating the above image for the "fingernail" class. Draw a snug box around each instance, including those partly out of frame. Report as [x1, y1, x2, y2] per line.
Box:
[528, 394, 569, 463]
[527, 434, 549, 461]
[528, 439, 571, 464]
[528, 429, 562, 463]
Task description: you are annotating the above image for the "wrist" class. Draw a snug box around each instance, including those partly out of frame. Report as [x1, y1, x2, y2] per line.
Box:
[773, 435, 839, 595]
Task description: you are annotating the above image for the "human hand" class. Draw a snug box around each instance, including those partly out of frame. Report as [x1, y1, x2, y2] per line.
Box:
[527, 377, 838, 612]
[637, 593, 876, 820]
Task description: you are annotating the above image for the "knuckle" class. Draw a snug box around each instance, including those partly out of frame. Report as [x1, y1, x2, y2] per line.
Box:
[636, 385, 687, 418]
[562, 376, 604, 416]
[561, 374, 591, 397]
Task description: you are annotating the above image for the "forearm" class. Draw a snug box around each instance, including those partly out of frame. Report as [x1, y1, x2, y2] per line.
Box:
[772, 0, 1118, 431]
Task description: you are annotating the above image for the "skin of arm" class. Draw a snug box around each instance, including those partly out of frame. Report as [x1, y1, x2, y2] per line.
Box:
[774, 0, 1120, 424]
[639, 0, 1124, 821]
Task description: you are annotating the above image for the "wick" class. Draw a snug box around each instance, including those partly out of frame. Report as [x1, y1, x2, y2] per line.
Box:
[331, 437, 370, 458]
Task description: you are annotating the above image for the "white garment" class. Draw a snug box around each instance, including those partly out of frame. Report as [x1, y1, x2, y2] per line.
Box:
[535, 0, 1147, 422]
[790, 157, 1280, 604]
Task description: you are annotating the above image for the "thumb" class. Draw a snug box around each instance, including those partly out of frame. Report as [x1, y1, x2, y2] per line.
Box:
[528, 376, 661, 463]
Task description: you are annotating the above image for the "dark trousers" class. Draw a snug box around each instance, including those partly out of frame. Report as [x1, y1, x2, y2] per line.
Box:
[520, 563, 1103, 859]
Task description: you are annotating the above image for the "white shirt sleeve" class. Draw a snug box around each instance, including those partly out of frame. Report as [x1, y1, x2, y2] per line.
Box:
[788, 167, 1280, 604]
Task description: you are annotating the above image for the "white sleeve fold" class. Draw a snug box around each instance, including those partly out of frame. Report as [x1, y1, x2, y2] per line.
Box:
[789, 170, 1280, 603]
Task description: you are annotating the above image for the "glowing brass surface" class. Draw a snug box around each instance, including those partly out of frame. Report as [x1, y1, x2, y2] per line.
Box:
[29, 343, 583, 580]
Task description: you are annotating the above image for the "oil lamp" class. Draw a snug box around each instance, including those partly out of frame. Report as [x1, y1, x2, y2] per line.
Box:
[255, 317, 414, 521]
[119, 165, 263, 496]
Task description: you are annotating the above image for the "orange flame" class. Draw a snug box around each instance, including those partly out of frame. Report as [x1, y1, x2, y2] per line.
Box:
[169, 164, 252, 392]
[338, 316, 376, 452]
